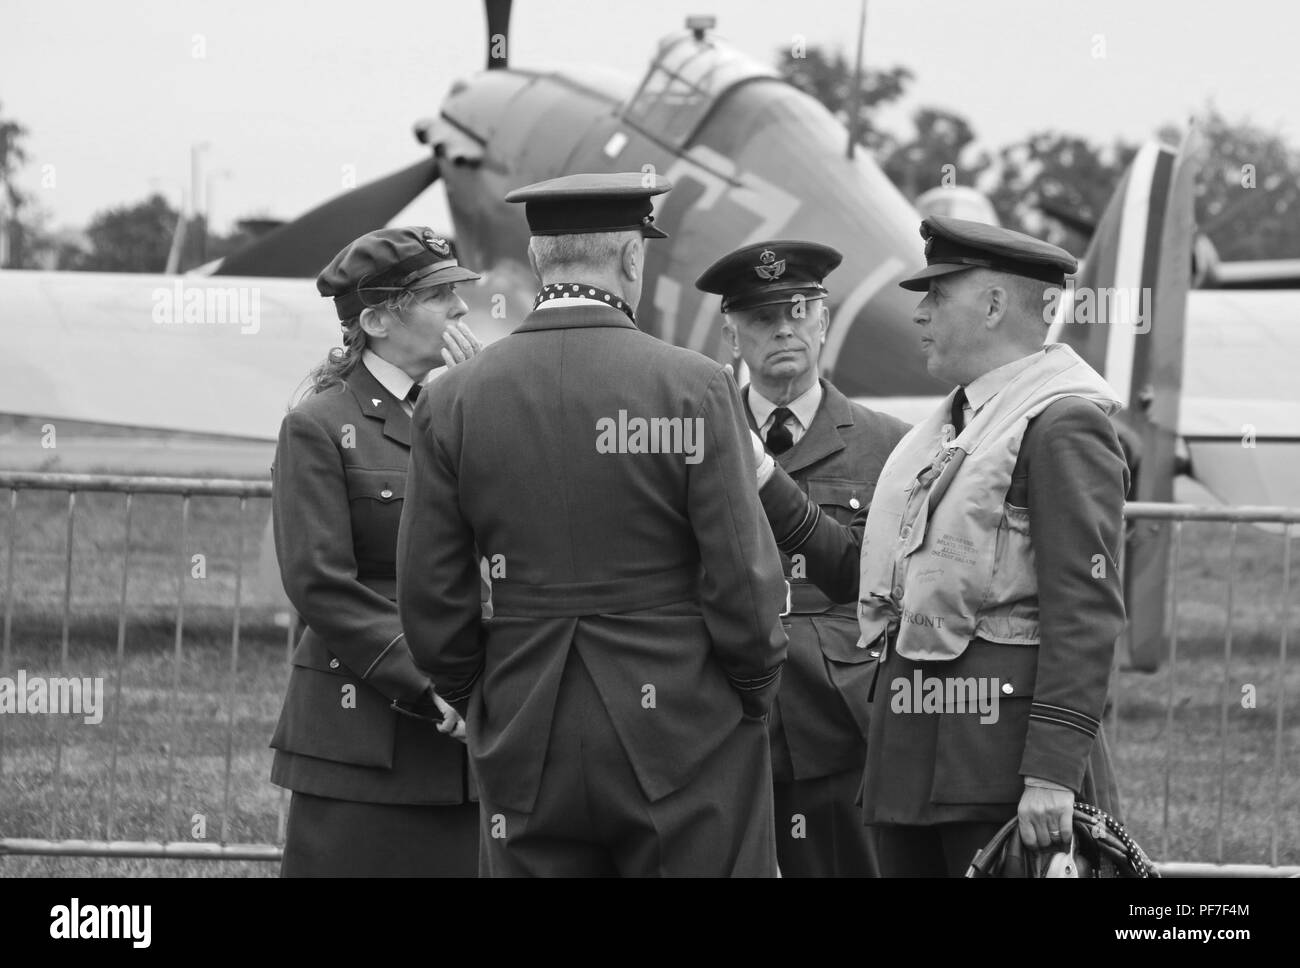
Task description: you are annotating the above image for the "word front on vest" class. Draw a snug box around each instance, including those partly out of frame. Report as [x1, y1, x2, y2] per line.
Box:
[595, 410, 705, 465]
[900, 608, 944, 629]
[890, 670, 1001, 724]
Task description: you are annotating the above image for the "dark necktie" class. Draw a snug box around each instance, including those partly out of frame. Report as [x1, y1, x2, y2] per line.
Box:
[766, 407, 794, 455]
[405, 384, 422, 406]
[950, 388, 968, 435]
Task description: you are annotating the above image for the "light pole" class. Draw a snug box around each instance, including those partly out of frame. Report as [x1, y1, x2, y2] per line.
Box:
[151, 177, 189, 275]
[191, 141, 210, 263]
[206, 168, 232, 242]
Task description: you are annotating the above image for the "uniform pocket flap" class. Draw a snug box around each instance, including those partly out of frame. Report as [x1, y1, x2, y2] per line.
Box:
[345, 467, 406, 503]
[291, 636, 350, 676]
[811, 614, 881, 664]
[807, 478, 871, 511]
[947, 639, 1039, 699]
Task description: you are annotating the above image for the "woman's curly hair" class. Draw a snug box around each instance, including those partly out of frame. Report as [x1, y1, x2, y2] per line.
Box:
[291, 289, 421, 407]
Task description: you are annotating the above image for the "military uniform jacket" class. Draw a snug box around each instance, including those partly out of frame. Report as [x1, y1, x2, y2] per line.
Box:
[269, 363, 471, 805]
[862, 397, 1128, 823]
[750, 381, 909, 780]
[396, 303, 789, 815]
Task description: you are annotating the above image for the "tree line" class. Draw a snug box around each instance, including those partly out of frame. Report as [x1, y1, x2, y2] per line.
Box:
[1, 49, 1296, 272]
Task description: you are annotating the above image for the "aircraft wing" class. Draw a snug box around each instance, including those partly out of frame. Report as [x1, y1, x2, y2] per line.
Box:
[0, 268, 530, 447]
[1, 269, 332, 441]
[1181, 288, 1300, 508]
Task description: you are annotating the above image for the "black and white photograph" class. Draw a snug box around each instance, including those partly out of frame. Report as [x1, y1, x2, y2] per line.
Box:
[0, 0, 1296, 919]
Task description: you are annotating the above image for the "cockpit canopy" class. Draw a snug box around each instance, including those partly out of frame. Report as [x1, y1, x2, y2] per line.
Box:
[621, 28, 778, 148]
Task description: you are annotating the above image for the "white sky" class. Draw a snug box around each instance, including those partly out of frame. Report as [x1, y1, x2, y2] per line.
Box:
[3, 0, 1296, 235]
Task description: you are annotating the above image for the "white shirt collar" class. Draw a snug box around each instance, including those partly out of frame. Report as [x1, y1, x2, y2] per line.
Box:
[362, 348, 421, 404]
[962, 350, 1043, 416]
[535, 295, 615, 311]
[748, 380, 823, 433]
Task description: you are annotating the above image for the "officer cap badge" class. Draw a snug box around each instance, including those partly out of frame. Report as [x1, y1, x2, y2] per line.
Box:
[753, 248, 786, 281]
[422, 232, 451, 257]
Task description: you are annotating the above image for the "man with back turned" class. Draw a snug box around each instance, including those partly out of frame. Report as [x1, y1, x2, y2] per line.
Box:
[396, 172, 789, 877]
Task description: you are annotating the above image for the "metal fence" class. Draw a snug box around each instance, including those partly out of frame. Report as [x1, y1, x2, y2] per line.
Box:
[1112, 502, 1297, 877]
[0, 471, 1296, 876]
[0, 471, 286, 866]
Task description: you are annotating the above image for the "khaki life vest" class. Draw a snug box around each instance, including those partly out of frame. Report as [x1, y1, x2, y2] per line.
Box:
[858, 343, 1120, 662]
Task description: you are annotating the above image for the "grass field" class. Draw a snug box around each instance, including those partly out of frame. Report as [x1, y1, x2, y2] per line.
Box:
[1, 486, 1298, 877]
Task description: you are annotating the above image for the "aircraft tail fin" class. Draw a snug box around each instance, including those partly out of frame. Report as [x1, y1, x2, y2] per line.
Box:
[1051, 131, 1200, 671]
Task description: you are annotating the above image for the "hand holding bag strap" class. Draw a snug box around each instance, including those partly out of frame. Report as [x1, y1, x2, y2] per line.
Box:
[965, 803, 1160, 878]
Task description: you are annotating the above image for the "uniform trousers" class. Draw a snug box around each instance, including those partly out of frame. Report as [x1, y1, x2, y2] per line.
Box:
[774, 770, 879, 876]
[870, 821, 1008, 877]
[281, 791, 479, 877]
[478, 649, 777, 877]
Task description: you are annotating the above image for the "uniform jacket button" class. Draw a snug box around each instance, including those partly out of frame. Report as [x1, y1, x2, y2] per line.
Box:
[1001, 682, 1014, 695]
[329, 657, 340, 669]
[849, 497, 861, 510]
[893, 585, 904, 598]
[380, 487, 393, 499]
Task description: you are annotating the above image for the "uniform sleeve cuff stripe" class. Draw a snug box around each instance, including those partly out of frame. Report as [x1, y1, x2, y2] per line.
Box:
[1031, 701, 1101, 729]
[728, 668, 781, 690]
[363, 632, 405, 679]
[776, 503, 814, 550]
[778, 503, 821, 553]
[1029, 713, 1097, 737]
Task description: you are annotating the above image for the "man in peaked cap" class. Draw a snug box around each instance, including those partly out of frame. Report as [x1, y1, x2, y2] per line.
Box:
[776, 215, 1129, 875]
[397, 173, 789, 876]
[696, 240, 908, 877]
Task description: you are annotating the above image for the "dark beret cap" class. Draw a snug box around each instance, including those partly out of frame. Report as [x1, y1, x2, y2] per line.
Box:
[317, 226, 480, 321]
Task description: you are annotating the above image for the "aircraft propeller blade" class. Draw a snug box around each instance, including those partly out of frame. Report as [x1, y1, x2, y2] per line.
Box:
[212, 156, 441, 277]
[485, 0, 513, 70]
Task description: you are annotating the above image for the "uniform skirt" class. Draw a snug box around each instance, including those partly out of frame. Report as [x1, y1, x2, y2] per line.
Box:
[281, 791, 480, 877]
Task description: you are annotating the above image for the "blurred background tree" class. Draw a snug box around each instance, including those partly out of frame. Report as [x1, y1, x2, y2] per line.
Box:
[984, 133, 1137, 254]
[0, 102, 57, 268]
[7, 56, 1300, 272]
[1181, 104, 1300, 261]
[882, 107, 992, 200]
[74, 193, 182, 272]
[776, 46, 912, 156]
[779, 44, 1300, 260]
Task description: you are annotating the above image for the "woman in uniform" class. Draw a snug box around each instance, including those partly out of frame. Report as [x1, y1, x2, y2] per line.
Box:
[270, 226, 483, 876]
